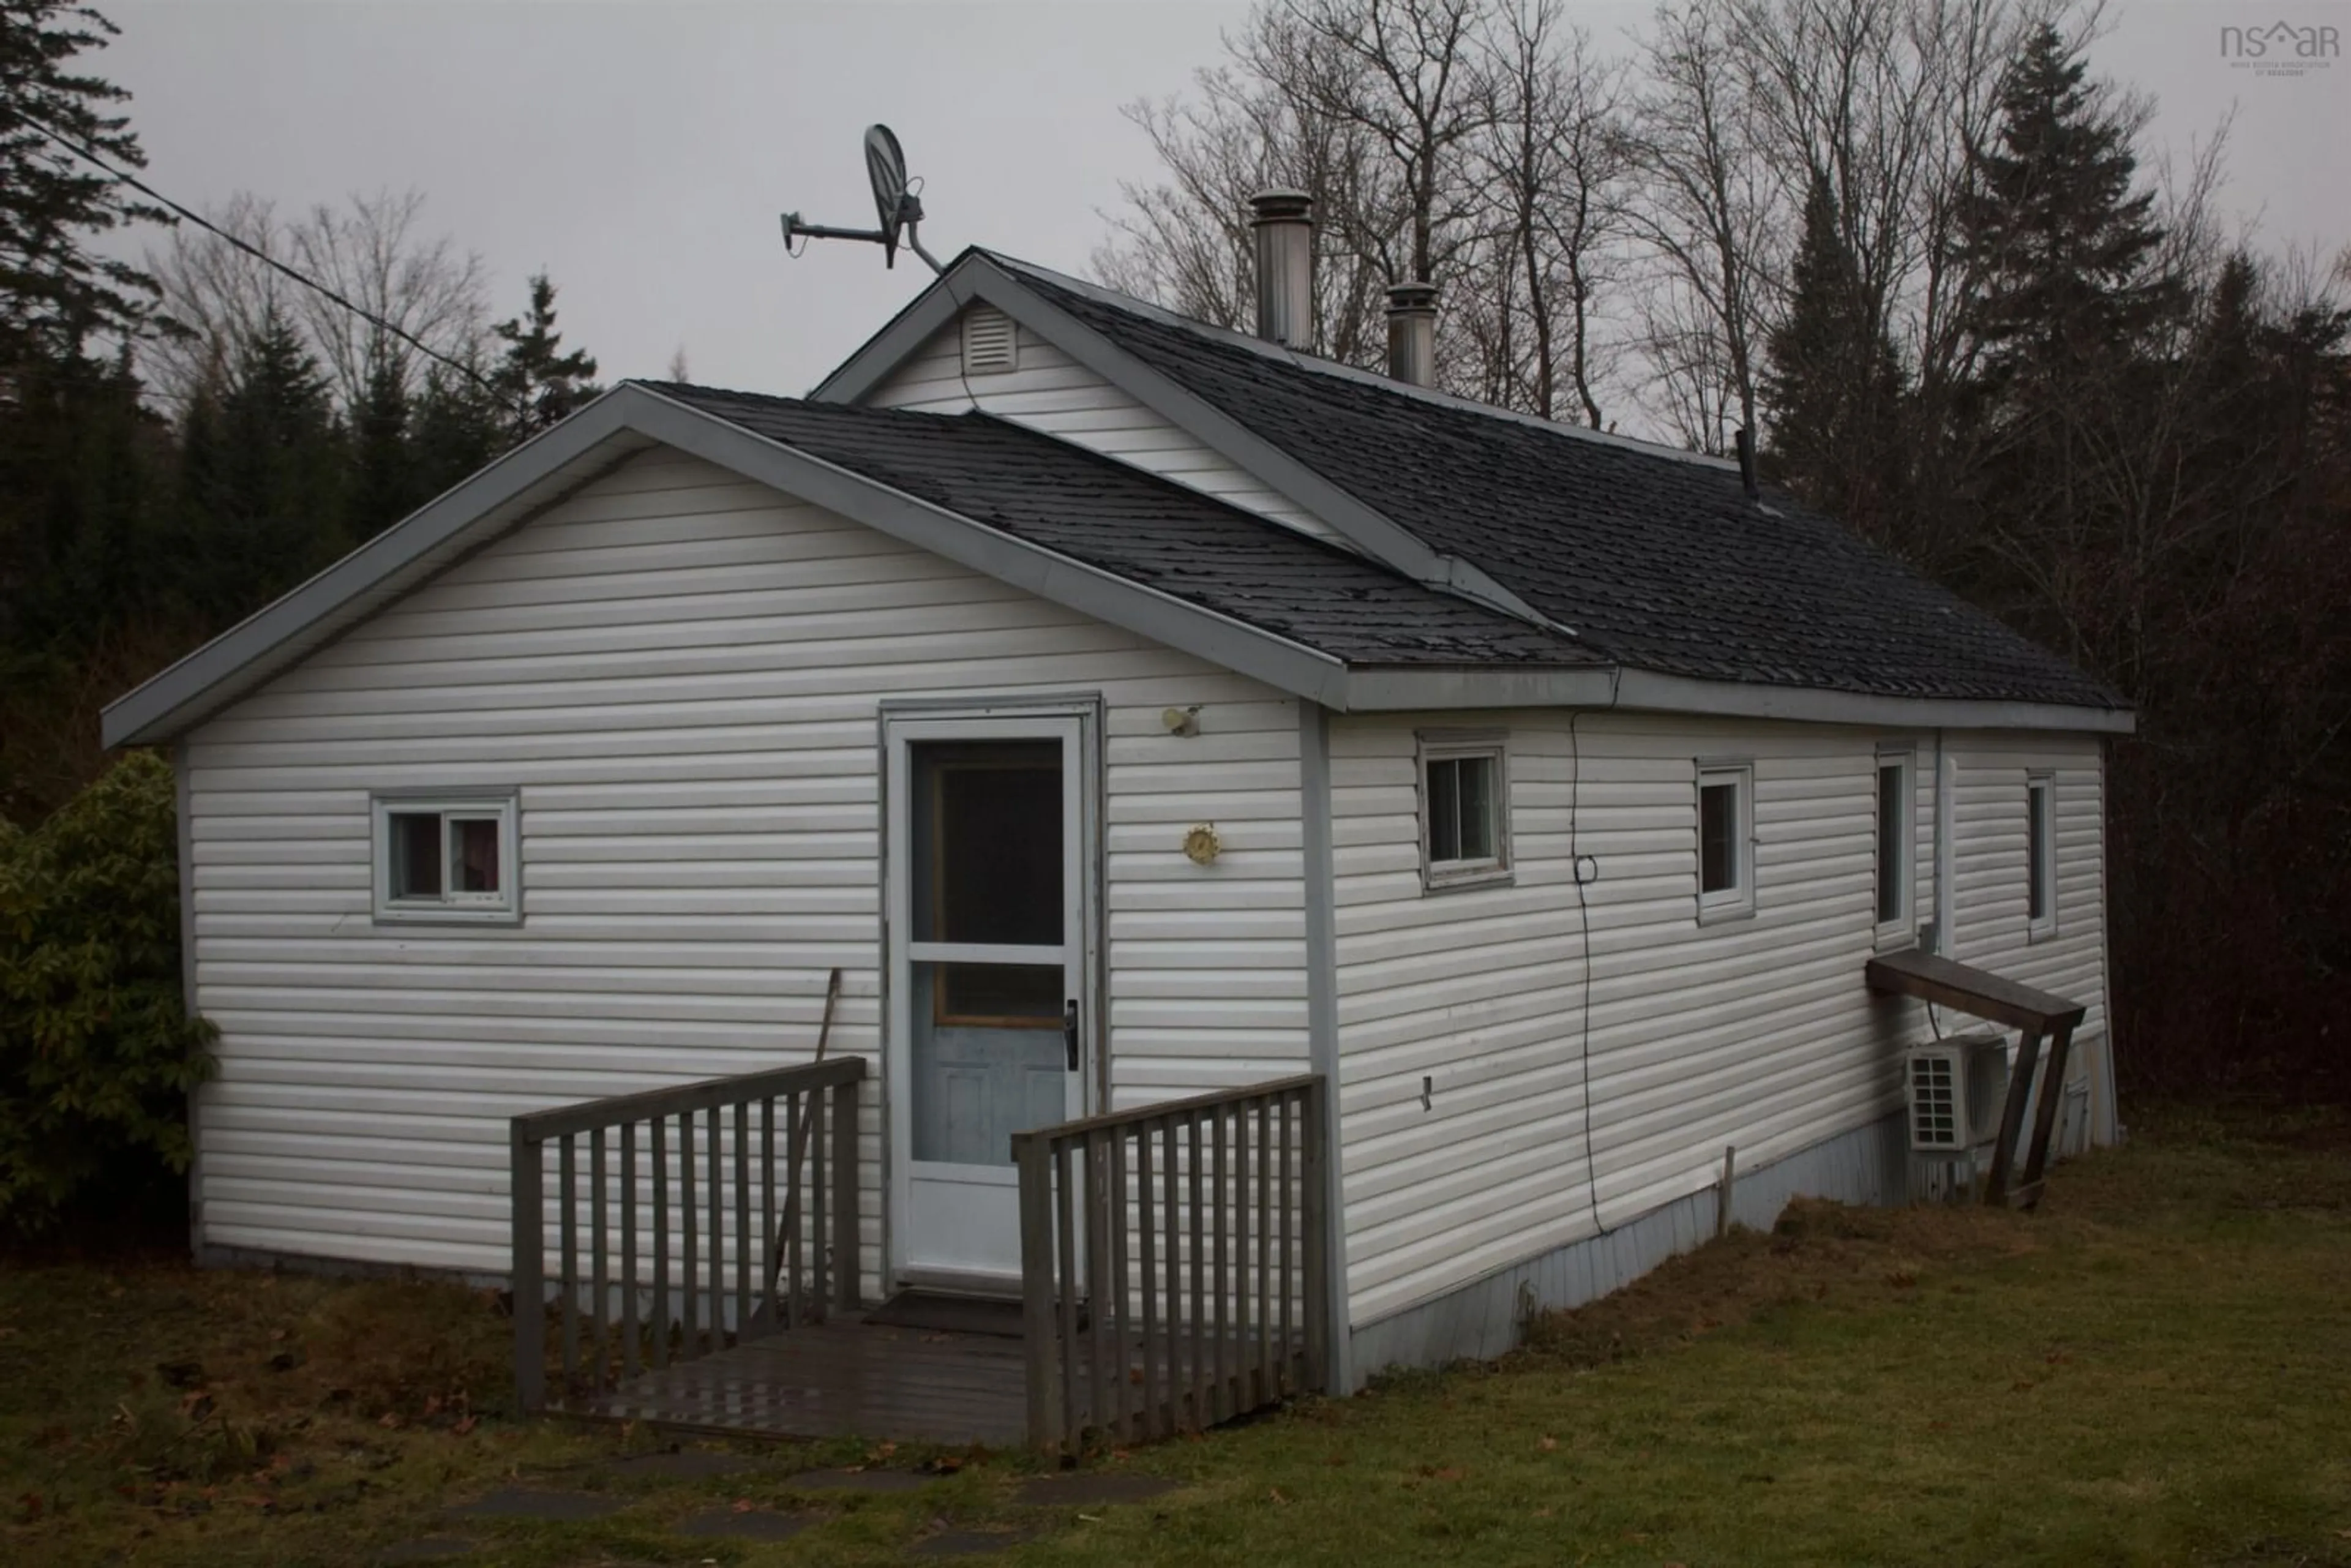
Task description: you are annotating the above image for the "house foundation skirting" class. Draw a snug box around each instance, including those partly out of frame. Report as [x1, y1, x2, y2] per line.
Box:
[1344, 1108, 1911, 1387]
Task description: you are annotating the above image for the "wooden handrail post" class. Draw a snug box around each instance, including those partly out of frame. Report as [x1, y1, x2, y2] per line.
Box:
[1014, 1131, 1061, 1451]
[831, 1077, 860, 1315]
[511, 1120, 546, 1412]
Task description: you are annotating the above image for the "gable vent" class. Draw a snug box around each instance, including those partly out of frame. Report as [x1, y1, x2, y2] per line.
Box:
[961, 306, 1018, 376]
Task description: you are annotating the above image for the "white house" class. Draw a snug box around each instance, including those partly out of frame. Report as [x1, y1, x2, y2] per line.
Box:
[104, 195, 2126, 1397]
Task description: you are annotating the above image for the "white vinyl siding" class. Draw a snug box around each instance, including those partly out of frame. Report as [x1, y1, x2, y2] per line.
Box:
[182, 448, 1308, 1288]
[1332, 714, 1935, 1327]
[1948, 736, 2107, 1035]
[862, 307, 1349, 548]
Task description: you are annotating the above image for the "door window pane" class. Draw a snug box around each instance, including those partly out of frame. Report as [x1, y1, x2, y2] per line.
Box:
[936, 962, 1062, 1026]
[913, 741, 1062, 945]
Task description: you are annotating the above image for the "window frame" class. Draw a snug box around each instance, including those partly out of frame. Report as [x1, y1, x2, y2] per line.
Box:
[1416, 729, 1512, 893]
[2025, 770, 2057, 942]
[1695, 759, 1756, 924]
[371, 790, 522, 926]
[1874, 746, 1916, 948]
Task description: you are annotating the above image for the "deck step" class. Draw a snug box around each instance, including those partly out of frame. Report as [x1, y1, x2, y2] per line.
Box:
[865, 1289, 1037, 1337]
[864, 1289, 1093, 1338]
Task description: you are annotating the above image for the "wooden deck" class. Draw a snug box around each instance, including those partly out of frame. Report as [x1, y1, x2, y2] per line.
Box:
[558, 1315, 1313, 1448]
[569, 1319, 1032, 1446]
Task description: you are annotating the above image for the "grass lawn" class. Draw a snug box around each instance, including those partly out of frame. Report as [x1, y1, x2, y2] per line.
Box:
[4, 1106, 2348, 1566]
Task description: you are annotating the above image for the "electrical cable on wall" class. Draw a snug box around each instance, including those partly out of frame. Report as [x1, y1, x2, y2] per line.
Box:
[1569, 707, 1605, 1235]
[15, 107, 525, 415]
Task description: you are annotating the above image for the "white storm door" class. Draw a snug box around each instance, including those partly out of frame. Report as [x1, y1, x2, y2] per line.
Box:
[885, 711, 1090, 1291]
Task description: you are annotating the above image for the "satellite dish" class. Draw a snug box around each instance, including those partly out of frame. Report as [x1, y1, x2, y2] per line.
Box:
[780, 123, 943, 275]
[864, 124, 910, 267]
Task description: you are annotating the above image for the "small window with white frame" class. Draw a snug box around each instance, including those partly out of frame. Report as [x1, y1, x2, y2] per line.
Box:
[1695, 760, 1755, 922]
[1875, 747, 1913, 943]
[372, 792, 520, 924]
[2025, 771, 2056, 940]
[1417, 730, 1509, 891]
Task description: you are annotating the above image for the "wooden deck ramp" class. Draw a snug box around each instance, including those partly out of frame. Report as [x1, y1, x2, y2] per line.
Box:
[511, 1065, 1332, 1450]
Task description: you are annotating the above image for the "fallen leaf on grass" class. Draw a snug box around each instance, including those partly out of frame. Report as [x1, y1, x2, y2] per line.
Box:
[1538, 1436, 1558, 1452]
[1268, 1487, 1291, 1504]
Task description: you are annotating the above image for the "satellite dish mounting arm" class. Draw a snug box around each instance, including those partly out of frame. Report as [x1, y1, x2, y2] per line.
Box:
[780, 206, 943, 276]
[779, 124, 945, 276]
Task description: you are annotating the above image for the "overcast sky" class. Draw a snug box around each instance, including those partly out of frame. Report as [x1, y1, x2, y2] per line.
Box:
[103, 1, 2349, 401]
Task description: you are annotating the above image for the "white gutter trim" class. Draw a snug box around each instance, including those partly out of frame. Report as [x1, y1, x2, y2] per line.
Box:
[1344, 664, 2134, 733]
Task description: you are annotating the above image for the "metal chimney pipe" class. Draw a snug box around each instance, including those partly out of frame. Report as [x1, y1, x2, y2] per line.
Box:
[1386, 281, 1438, 387]
[1249, 190, 1314, 348]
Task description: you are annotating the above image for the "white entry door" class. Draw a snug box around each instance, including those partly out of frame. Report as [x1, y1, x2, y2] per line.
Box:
[885, 708, 1093, 1292]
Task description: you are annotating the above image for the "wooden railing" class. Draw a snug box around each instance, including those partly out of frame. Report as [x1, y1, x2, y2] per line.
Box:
[1013, 1074, 1330, 1454]
[510, 1057, 865, 1412]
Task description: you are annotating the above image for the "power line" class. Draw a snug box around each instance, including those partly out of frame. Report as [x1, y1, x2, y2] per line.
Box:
[12, 106, 523, 412]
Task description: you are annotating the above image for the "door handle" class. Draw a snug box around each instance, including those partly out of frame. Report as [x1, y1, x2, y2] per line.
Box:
[1063, 999, 1080, 1072]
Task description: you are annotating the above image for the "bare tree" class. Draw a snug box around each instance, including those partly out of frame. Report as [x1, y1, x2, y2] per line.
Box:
[1095, 32, 1400, 365]
[287, 189, 489, 411]
[1624, 0, 1775, 451]
[1461, 1, 1629, 424]
[144, 189, 489, 417]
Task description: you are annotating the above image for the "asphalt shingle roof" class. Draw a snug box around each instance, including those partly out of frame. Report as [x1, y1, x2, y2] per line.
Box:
[998, 258, 2122, 711]
[645, 382, 1599, 669]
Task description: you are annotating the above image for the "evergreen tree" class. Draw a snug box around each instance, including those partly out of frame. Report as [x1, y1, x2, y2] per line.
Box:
[490, 272, 599, 440]
[407, 356, 505, 497]
[1954, 24, 2173, 396]
[347, 353, 416, 541]
[0, 0, 167, 370]
[174, 307, 345, 623]
[1760, 171, 1903, 544]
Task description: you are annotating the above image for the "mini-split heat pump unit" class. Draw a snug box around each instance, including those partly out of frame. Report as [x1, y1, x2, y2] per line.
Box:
[1904, 1035, 2011, 1153]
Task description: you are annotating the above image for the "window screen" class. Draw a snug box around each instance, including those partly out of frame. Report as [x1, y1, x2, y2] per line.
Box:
[375, 795, 517, 922]
[2027, 776, 2053, 928]
[1877, 760, 1907, 925]
[390, 812, 443, 899]
[1699, 780, 1739, 894]
[1425, 752, 1499, 866]
[912, 741, 1063, 947]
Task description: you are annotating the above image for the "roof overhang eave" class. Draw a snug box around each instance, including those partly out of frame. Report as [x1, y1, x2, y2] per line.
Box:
[1340, 664, 2135, 733]
[103, 395, 662, 749]
[103, 383, 1361, 748]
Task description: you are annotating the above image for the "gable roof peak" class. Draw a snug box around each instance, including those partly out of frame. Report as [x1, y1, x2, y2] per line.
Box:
[966, 249, 1744, 475]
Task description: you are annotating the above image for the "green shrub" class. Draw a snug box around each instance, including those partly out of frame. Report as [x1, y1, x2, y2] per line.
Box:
[0, 752, 215, 1235]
